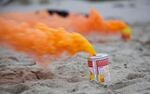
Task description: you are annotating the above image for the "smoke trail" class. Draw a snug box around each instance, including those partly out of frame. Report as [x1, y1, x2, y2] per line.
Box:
[0, 9, 131, 41]
[0, 17, 96, 66]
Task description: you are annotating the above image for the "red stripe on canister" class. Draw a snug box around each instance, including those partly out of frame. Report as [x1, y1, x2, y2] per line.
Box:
[88, 58, 109, 67]
[96, 58, 108, 67]
[88, 60, 93, 67]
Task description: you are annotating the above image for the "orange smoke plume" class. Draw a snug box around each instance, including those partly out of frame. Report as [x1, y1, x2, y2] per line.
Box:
[0, 9, 131, 41]
[0, 18, 96, 63]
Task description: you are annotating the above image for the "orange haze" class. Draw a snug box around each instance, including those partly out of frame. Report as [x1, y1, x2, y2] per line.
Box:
[0, 9, 131, 41]
[0, 18, 96, 66]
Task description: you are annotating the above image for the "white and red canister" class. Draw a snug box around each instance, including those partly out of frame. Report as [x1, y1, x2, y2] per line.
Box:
[88, 53, 110, 85]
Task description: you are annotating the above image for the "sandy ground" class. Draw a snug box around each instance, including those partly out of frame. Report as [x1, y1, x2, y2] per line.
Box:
[0, 0, 150, 94]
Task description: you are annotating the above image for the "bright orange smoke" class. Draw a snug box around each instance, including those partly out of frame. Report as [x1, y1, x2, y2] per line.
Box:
[0, 9, 131, 41]
[0, 17, 96, 63]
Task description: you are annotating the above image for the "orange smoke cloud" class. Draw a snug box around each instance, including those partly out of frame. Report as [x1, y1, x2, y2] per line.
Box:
[0, 17, 96, 63]
[0, 9, 131, 41]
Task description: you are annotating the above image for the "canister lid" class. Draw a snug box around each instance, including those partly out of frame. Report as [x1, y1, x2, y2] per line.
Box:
[89, 53, 108, 60]
[96, 53, 108, 57]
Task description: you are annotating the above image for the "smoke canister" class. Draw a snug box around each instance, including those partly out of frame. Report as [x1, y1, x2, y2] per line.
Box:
[88, 53, 110, 85]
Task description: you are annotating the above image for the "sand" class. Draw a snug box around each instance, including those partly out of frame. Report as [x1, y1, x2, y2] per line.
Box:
[0, 0, 150, 94]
